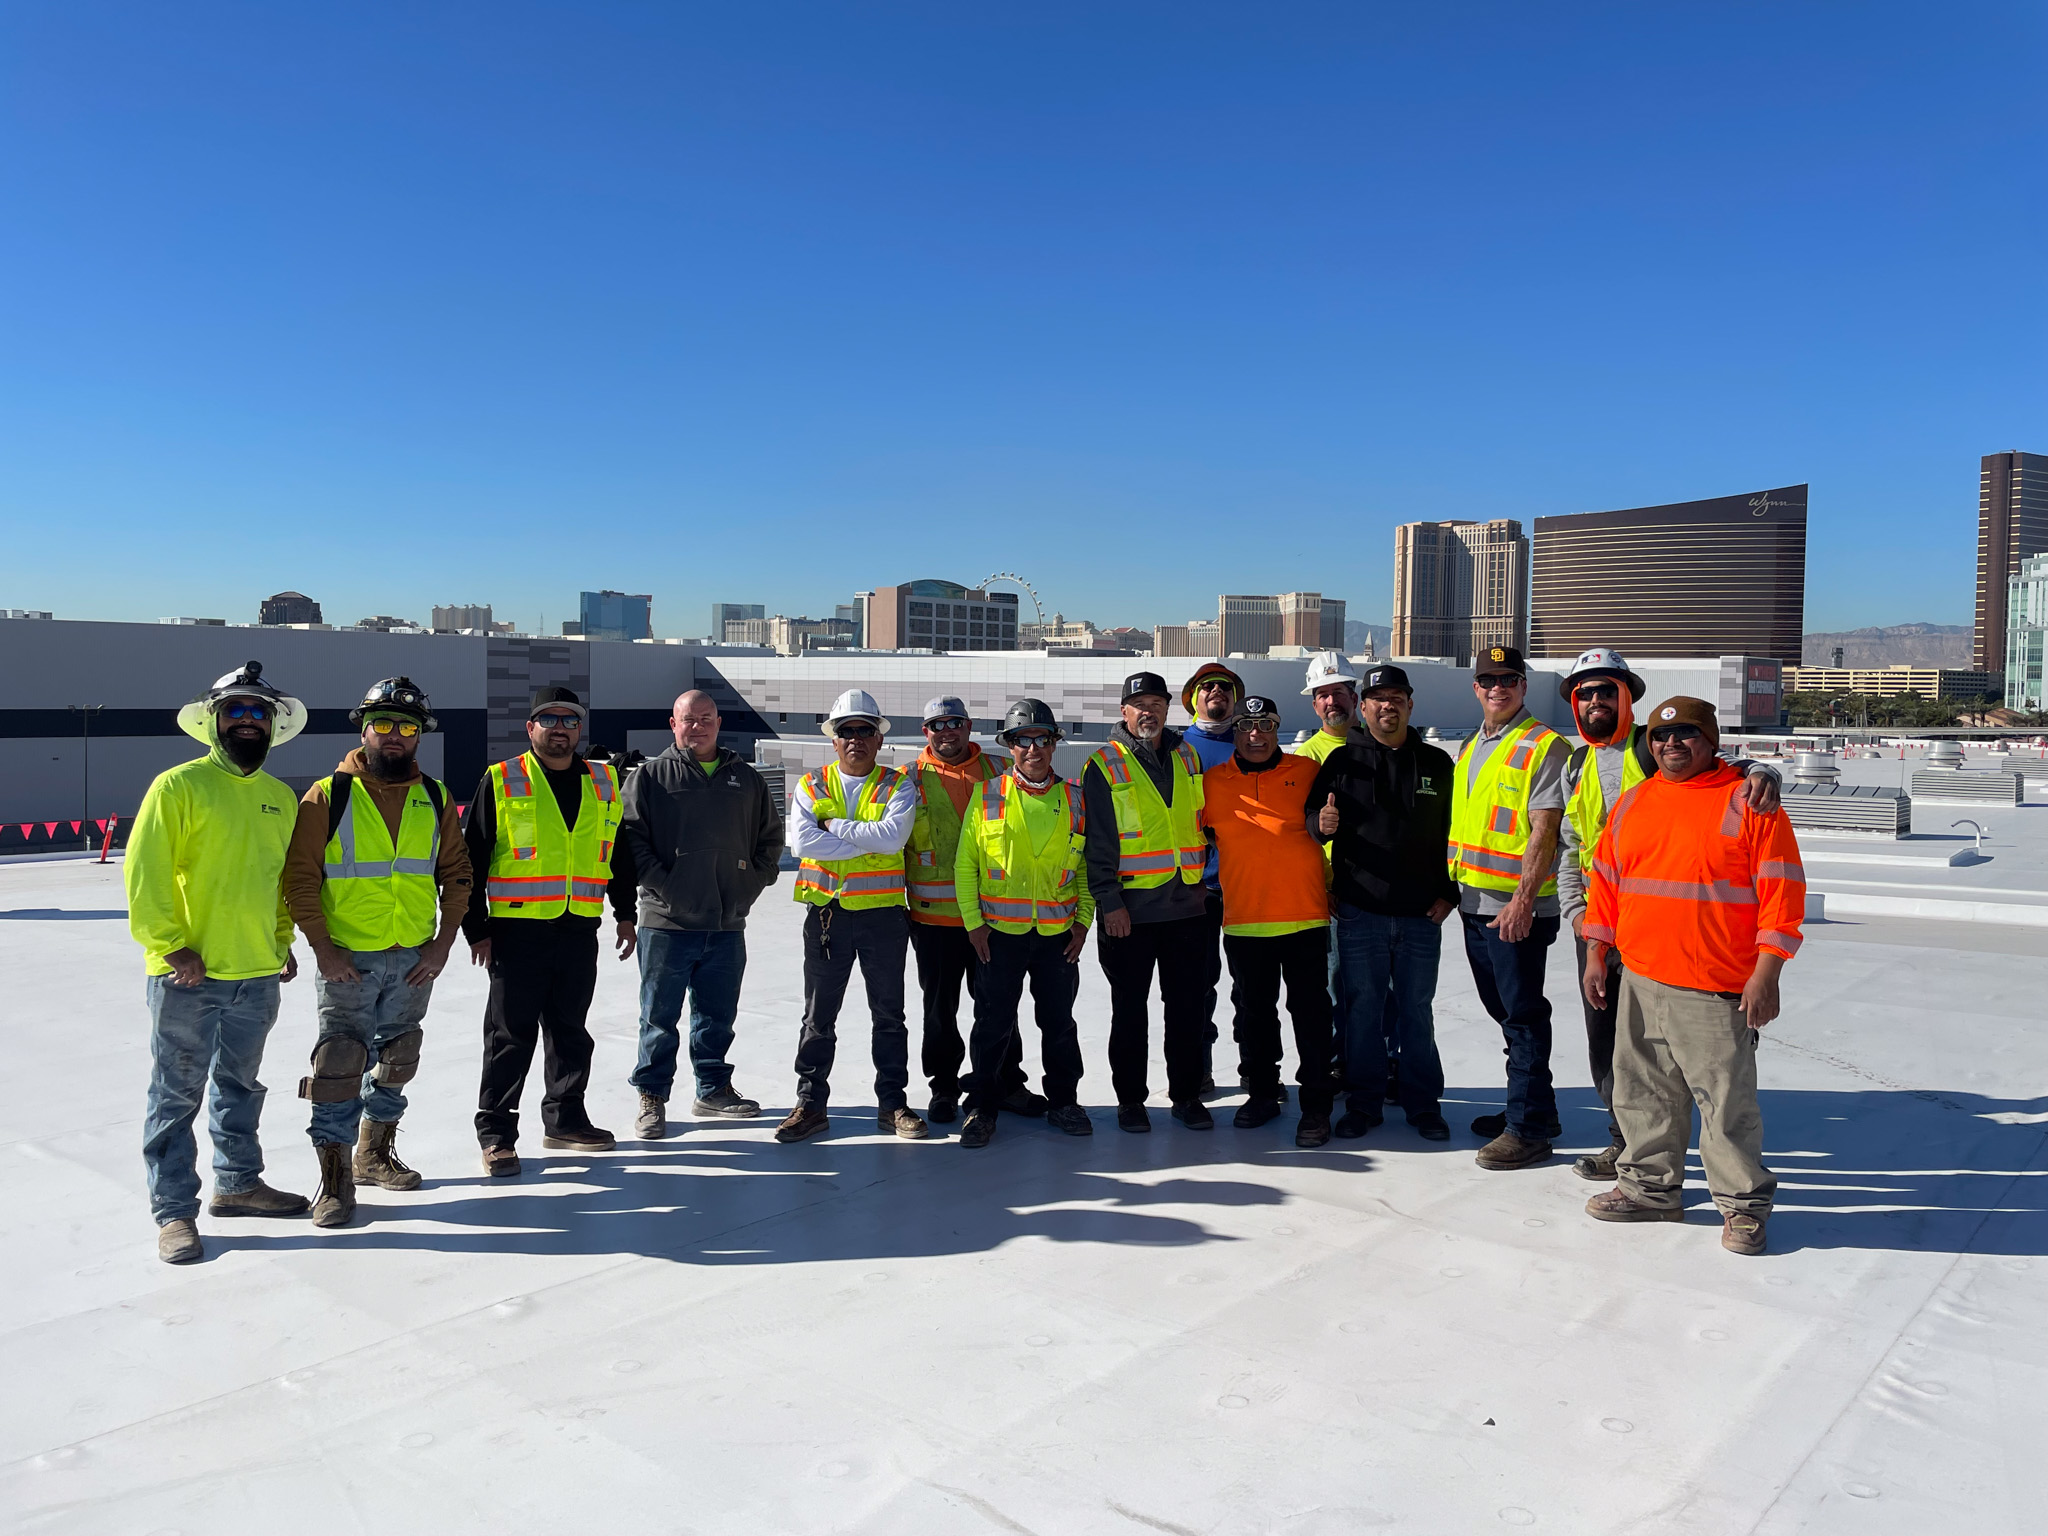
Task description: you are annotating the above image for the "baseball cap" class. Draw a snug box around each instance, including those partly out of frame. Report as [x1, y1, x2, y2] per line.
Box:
[1232, 694, 1283, 727]
[527, 686, 587, 721]
[1121, 671, 1171, 704]
[1473, 646, 1526, 677]
[922, 695, 970, 727]
[1362, 664, 1413, 696]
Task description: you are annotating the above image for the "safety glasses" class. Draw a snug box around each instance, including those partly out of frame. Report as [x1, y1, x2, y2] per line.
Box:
[221, 703, 269, 722]
[1574, 682, 1621, 703]
[1010, 733, 1054, 751]
[925, 718, 969, 733]
[1648, 724, 1704, 744]
[836, 724, 880, 742]
[1474, 674, 1524, 692]
[366, 717, 421, 738]
[531, 712, 581, 730]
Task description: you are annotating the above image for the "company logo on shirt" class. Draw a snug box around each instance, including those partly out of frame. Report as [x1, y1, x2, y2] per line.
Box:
[1417, 781, 1439, 795]
[261, 803, 282, 814]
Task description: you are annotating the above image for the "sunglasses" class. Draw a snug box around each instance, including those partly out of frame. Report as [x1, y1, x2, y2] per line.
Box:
[531, 713, 581, 730]
[1475, 674, 1524, 691]
[1010, 733, 1054, 749]
[1574, 683, 1621, 702]
[925, 718, 969, 733]
[366, 717, 421, 738]
[836, 724, 880, 742]
[1648, 724, 1705, 744]
[221, 702, 269, 722]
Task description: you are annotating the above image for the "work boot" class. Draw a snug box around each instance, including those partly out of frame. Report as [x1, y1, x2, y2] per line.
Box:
[353, 1119, 422, 1191]
[1471, 1110, 1562, 1140]
[1295, 1112, 1332, 1149]
[542, 1125, 616, 1151]
[1585, 1187, 1684, 1223]
[157, 1219, 203, 1264]
[482, 1144, 521, 1178]
[959, 1111, 997, 1149]
[1409, 1112, 1451, 1142]
[1171, 1100, 1214, 1130]
[1235, 1074, 1287, 1105]
[1573, 1143, 1625, 1182]
[1721, 1212, 1768, 1256]
[999, 1086, 1049, 1117]
[208, 1180, 310, 1217]
[926, 1092, 959, 1125]
[775, 1105, 829, 1143]
[311, 1142, 356, 1228]
[636, 1093, 667, 1140]
[692, 1086, 761, 1118]
[1117, 1104, 1152, 1134]
[1333, 1109, 1383, 1139]
[880, 1107, 930, 1140]
[1233, 1098, 1282, 1129]
[1047, 1104, 1093, 1136]
[1475, 1133, 1552, 1171]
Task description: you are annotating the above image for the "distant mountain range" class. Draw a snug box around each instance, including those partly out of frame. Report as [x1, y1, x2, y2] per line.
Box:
[1344, 620, 1392, 654]
[1800, 623, 1973, 669]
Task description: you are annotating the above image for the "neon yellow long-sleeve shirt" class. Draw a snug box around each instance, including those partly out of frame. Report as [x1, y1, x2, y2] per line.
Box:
[125, 754, 298, 979]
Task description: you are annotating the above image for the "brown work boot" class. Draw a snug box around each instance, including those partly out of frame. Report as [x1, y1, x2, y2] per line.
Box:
[635, 1093, 667, 1140]
[775, 1104, 829, 1143]
[311, 1142, 356, 1228]
[1475, 1132, 1551, 1170]
[353, 1119, 422, 1191]
[481, 1144, 521, 1178]
[1585, 1186, 1684, 1223]
[157, 1218, 203, 1264]
[208, 1179, 311, 1217]
[1721, 1211, 1768, 1255]
[1573, 1143, 1625, 1182]
[879, 1106, 929, 1140]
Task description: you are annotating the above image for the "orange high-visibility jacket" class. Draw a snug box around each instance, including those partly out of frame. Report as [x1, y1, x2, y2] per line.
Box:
[1583, 761, 1805, 993]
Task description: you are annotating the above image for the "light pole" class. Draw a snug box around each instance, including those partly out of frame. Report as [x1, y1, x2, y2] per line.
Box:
[67, 705, 104, 850]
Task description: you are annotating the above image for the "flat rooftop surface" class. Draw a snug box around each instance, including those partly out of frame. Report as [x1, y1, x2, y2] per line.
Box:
[5, 853, 2044, 1534]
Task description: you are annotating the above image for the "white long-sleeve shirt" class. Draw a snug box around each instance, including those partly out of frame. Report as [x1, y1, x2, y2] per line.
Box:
[789, 765, 918, 863]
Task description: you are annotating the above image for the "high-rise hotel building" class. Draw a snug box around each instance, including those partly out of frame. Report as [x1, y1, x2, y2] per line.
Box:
[1390, 519, 1526, 665]
[1977, 451, 2048, 673]
[1528, 487, 1806, 664]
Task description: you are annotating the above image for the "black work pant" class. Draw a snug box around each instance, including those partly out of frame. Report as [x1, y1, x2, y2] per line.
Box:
[1224, 928, 1337, 1114]
[476, 922, 600, 1147]
[911, 921, 1023, 1100]
[1198, 890, 1225, 1059]
[1575, 935, 1623, 1144]
[963, 928, 1084, 1112]
[794, 903, 911, 1112]
[1099, 913, 1212, 1106]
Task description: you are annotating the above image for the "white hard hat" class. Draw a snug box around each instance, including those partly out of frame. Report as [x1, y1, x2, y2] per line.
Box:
[1559, 646, 1647, 701]
[175, 660, 309, 748]
[1300, 649, 1363, 696]
[822, 687, 891, 737]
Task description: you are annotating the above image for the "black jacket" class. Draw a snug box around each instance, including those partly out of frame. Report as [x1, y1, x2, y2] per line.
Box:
[1307, 726, 1458, 918]
[1081, 724, 1209, 926]
[461, 755, 639, 942]
[619, 745, 785, 933]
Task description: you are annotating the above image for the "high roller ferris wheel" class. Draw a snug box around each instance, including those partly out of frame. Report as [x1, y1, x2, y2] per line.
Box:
[975, 572, 1044, 627]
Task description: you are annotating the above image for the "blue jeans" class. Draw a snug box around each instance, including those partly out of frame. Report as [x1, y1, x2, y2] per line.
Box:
[630, 927, 747, 1101]
[1334, 906, 1445, 1118]
[1459, 909, 1561, 1138]
[307, 947, 434, 1147]
[143, 974, 281, 1225]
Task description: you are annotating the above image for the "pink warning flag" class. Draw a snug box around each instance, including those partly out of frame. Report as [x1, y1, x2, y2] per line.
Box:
[68, 821, 81, 834]
[17, 825, 32, 838]
[44, 823, 60, 837]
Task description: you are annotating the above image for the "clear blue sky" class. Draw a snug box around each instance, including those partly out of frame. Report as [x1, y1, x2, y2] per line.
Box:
[3, 3, 2041, 637]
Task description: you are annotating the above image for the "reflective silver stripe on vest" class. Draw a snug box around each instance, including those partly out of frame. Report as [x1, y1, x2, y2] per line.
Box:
[322, 782, 443, 881]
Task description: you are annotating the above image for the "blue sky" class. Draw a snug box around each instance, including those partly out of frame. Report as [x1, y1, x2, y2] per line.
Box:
[3, 3, 2041, 636]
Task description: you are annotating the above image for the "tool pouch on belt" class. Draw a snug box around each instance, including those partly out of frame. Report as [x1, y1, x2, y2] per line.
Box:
[298, 1036, 369, 1102]
[370, 1027, 424, 1087]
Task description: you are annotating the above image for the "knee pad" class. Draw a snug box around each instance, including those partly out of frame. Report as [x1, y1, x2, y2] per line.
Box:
[370, 1027, 424, 1087]
[298, 1035, 369, 1102]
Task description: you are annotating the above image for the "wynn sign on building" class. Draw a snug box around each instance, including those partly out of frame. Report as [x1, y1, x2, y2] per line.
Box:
[1529, 486, 1807, 664]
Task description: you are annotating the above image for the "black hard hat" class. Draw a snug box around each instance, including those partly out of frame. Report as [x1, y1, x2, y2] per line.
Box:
[350, 676, 437, 732]
[996, 697, 1062, 745]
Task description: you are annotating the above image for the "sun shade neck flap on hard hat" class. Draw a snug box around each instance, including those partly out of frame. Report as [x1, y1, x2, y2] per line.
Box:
[176, 687, 308, 754]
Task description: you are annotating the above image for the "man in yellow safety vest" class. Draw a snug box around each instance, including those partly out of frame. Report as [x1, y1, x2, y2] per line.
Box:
[954, 699, 1096, 1149]
[1448, 646, 1571, 1172]
[461, 687, 638, 1178]
[903, 695, 1033, 1125]
[777, 689, 925, 1144]
[284, 677, 472, 1226]
[1081, 670, 1211, 1133]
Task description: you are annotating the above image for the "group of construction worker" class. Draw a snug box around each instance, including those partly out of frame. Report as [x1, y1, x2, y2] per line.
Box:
[129, 641, 1805, 1266]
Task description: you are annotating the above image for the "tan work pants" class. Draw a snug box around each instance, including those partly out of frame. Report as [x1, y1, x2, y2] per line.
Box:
[1612, 970, 1776, 1219]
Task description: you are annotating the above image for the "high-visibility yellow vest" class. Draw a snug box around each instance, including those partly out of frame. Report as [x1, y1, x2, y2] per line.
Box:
[960, 774, 1091, 934]
[1566, 728, 1650, 870]
[1087, 738, 1206, 889]
[905, 749, 1009, 925]
[1449, 716, 1566, 895]
[793, 762, 908, 910]
[320, 773, 442, 950]
[484, 753, 621, 920]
